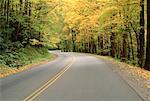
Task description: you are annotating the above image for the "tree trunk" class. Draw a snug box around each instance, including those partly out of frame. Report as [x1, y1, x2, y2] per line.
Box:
[144, 0, 150, 71]
[97, 35, 104, 55]
[129, 28, 135, 61]
[138, 0, 145, 67]
[122, 33, 128, 61]
[97, 35, 101, 51]
[144, 29, 150, 71]
[72, 34, 76, 52]
[100, 36, 104, 55]
[127, 40, 131, 60]
[110, 32, 116, 57]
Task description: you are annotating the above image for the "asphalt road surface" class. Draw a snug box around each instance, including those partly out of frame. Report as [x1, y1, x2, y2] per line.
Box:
[0, 52, 143, 101]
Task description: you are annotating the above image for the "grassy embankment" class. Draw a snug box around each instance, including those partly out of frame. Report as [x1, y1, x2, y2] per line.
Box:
[0, 46, 56, 78]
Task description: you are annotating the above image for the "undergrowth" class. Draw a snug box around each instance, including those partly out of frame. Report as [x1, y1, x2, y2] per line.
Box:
[0, 46, 52, 68]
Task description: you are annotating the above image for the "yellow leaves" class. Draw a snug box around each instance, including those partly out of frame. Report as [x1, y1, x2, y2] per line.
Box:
[43, 0, 60, 6]
[145, 85, 150, 89]
[79, 15, 99, 35]
[63, 26, 69, 33]
[0, 66, 20, 78]
[64, 11, 83, 30]
[63, 0, 78, 3]
[47, 34, 61, 48]
[49, 36, 60, 44]
[128, 67, 150, 89]
[98, 5, 122, 32]
[87, 15, 99, 27]
[62, 0, 123, 42]
[62, 0, 102, 43]
[130, 68, 150, 80]
[30, 39, 43, 46]
[100, 6, 118, 16]
[30, 39, 39, 43]
[64, 0, 100, 26]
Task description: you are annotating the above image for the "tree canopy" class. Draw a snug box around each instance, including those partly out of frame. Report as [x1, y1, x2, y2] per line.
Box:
[0, 0, 149, 70]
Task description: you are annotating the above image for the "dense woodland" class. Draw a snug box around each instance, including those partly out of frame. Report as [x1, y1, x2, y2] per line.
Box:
[0, 0, 149, 71]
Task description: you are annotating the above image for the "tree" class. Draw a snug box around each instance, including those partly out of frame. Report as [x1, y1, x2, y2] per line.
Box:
[137, 0, 145, 67]
[144, 0, 150, 70]
[0, 0, 149, 70]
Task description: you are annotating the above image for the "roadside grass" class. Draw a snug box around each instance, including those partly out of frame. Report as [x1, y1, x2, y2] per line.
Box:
[0, 46, 57, 78]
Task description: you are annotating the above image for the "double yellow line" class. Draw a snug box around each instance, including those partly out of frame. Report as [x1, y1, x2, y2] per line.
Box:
[23, 56, 75, 101]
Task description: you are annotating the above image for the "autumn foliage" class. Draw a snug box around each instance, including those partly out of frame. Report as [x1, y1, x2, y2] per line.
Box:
[0, 0, 149, 70]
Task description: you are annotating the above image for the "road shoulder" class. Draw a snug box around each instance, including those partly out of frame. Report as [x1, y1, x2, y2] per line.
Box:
[92, 55, 150, 101]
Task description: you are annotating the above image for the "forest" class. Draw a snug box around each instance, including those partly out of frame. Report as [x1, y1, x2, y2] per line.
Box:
[0, 0, 149, 71]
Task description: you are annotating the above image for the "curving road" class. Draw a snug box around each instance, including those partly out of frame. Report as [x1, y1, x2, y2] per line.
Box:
[0, 51, 143, 101]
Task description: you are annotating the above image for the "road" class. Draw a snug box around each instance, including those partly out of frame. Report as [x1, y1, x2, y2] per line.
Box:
[0, 52, 143, 101]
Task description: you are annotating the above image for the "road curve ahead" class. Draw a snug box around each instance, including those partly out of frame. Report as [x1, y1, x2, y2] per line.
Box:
[1, 52, 143, 101]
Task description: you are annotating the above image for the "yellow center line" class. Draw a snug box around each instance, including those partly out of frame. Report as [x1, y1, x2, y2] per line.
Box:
[23, 56, 75, 101]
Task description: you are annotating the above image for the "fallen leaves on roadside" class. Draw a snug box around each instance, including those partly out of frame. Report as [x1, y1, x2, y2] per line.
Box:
[96, 55, 150, 89]
[145, 84, 150, 88]
[0, 66, 19, 78]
